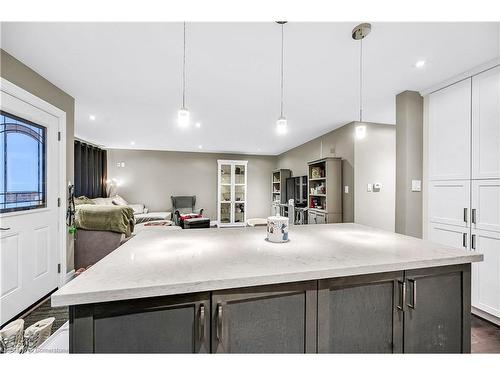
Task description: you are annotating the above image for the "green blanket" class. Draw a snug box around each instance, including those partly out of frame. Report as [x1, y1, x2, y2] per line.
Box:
[75, 204, 135, 236]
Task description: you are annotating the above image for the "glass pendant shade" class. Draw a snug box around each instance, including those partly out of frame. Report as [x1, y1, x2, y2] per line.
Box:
[276, 117, 287, 135]
[178, 108, 190, 127]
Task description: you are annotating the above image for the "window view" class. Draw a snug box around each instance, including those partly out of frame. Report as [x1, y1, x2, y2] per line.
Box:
[0, 111, 46, 213]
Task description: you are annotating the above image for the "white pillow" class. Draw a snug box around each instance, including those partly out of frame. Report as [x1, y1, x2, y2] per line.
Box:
[128, 204, 145, 214]
[112, 195, 129, 206]
[92, 197, 114, 205]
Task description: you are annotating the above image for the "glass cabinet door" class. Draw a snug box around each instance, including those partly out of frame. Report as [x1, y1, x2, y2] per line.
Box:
[234, 164, 245, 185]
[218, 161, 247, 226]
[234, 203, 245, 224]
[220, 202, 231, 224]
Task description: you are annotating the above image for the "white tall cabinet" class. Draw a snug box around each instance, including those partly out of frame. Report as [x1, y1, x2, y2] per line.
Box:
[217, 160, 248, 227]
[425, 65, 500, 324]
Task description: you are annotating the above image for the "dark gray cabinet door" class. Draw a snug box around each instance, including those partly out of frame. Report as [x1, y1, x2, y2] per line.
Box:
[318, 271, 404, 353]
[70, 293, 210, 353]
[403, 264, 471, 353]
[211, 281, 317, 353]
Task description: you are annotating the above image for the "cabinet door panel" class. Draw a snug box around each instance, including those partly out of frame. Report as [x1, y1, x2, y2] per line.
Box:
[308, 211, 317, 224]
[472, 66, 500, 179]
[472, 230, 500, 318]
[212, 282, 317, 353]
[428, 79, 471, 181]
[428, 180, 470, 227]
[94, 305, 195, 353]
[404, 265, 470, 353]
[318, 272, 404, 353]
[472, 180, 500, 233]
[71, 293, 210, 353]
[427, 222, 468, 250]
[316, 213, 326, 224]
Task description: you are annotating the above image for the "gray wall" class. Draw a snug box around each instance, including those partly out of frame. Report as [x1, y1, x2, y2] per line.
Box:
[276, 123, 355, 222]
[354, 122, 396, 232]
[1, 49, 76, 270]
[107, 149, 276, 220]
[395, 91, 423, 238]
[276, 121, 396, 230]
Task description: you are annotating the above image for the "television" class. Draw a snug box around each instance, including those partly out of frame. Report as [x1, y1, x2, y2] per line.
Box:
[285, 176, 308, 207]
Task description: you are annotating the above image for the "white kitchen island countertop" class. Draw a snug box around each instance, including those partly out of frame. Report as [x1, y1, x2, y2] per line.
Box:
[52, 223, 482, 307]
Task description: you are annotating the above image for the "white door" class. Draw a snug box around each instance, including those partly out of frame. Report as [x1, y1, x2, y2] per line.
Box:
[471, 229, 500, 318]
[472, 179, 500, 233]
[472, 66, 500, 180]
[0, 90, 60, 325]
[428, 78, 471, 181]
[428, 180, 470, 228]
[427, 222, 469, 251]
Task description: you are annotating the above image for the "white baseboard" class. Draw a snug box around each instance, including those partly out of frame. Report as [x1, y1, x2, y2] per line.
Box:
[472, 306, 500, 327]
[64, 269, 75, 284]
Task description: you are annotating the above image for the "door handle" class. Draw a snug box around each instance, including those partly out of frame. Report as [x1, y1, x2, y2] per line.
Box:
[471, 234, 476, 250]
[463, 233, 467, 248]
[407, 279, 416, 309]
[463, 208, 468, 223]
[396, 280, 405, 311]
[472, 209, 477, 224]
[198, 304, 205, 341]
[0, 227, 11, 231]
[216, 303, 223, 342]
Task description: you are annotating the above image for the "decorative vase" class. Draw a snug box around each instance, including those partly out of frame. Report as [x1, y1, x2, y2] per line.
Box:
[0, 319, 25, 353]
[266, 215, 289, 243]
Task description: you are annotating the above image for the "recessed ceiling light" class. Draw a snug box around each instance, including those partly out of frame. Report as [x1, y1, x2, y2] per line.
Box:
[415, 60, 426, 68]
[198, 145, 203, 149]
[89, 114, 96, 121]
[195, 122, 201, 128]
[130, 141, 135, 146]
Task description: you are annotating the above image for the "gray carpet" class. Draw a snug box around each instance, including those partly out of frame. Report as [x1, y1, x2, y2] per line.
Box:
[22, 298, 68, 335]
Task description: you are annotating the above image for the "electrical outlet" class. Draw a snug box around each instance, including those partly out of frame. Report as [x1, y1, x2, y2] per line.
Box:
[344, 185, 349, 194]
[411, 180, 422, 192]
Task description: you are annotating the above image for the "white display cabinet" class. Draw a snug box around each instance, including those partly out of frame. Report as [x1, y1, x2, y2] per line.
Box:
[217, 160, 248, 227]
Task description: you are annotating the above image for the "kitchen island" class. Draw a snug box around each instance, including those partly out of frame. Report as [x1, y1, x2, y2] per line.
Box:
[52, 223, 483, 353]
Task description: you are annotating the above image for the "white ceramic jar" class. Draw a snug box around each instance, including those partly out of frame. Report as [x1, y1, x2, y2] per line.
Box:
[267, 215, 289, 243]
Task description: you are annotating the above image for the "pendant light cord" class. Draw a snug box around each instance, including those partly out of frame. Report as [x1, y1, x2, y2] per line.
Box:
[182, 21, 186, 109]
[359, 37, 363, 122]
[280, 23, 284, 118]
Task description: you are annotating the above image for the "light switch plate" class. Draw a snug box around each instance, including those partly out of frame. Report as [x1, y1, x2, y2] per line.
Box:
[411, 179, 422, 192]
[367, 183, 373, 192]
[344, 185, 349, 194]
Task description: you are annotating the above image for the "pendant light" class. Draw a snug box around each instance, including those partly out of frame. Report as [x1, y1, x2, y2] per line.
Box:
[352, 23, 371, 123]
[178, 22, 190, 127]
[276, 21, 288, 135]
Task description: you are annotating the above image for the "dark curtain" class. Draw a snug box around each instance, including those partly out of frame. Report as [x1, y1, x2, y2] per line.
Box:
[74, 140, 107, 198]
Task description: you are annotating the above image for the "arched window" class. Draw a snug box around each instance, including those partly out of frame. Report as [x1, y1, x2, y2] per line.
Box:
[0, 111, 46, 213]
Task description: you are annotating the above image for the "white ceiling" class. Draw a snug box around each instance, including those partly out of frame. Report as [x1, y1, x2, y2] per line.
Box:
[1, 22, 499, 155]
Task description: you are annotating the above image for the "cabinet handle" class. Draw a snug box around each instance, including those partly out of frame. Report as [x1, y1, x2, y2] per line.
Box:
[471, 234, 476, 250]
[463, 233, 467, 248]
[407, 279, 416, 309]
[198, 304, 205, 341]
[463, 208, 468, 223]
[396, 280, 405, 311]
[0, 227, 11, 231]
[472, 209, 477, 224]
[216, 303, 223, 342]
